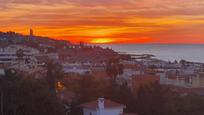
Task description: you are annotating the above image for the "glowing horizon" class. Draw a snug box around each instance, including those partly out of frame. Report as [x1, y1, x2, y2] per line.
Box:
[1, 0, 204, 44]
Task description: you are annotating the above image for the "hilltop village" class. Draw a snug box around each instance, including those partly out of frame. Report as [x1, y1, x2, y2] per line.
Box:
[1, 30, 204, 115]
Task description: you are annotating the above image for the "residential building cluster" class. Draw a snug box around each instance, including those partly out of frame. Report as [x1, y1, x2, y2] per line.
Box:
[117, 57, 204, 89]
[1, 30, 204, 115]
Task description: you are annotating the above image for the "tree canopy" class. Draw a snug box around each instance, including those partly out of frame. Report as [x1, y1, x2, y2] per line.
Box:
[0, 69, 65, 115]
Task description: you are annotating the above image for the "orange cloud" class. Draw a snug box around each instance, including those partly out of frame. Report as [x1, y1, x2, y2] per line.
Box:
[1, 0, 204, 44]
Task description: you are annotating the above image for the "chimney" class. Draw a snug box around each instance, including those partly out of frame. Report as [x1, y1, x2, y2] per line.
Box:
[98, 98, 105, 109]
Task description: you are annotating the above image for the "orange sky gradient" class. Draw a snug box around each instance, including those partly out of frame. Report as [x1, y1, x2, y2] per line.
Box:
[1, 0, 204, 44]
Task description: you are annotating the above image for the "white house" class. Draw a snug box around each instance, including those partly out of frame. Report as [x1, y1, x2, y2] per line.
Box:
[192, 72, 204, 88]
[0, 45, 40, 65]
[62, 63, 91, 75]
[118, 68, 137, 79]
[0, 68, 5, 76]
[81, 98, 126, 115]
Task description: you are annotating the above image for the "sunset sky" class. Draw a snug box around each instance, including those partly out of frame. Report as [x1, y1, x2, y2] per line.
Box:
[1, 0, 204, 44]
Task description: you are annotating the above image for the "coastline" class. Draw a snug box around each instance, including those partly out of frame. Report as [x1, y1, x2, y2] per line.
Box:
[98, 44, 204, 63]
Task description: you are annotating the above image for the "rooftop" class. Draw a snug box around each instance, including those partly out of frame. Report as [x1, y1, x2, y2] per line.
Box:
[81, 99, 126, 110]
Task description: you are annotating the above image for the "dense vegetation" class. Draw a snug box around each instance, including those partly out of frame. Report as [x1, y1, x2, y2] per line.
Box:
[1, 64, 204, 115]
[0, 69, 65, 115]
[63, 74, 204, 115]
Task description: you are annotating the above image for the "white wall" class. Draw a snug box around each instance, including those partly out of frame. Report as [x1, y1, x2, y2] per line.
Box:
[83, 108, 123, 115]
[83, 109, 97, 115]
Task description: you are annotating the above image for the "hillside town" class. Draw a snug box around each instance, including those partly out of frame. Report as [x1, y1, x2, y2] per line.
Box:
[1, 30, 204, 115]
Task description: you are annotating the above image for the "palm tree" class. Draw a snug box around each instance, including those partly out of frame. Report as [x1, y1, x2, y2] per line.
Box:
[16, 48, 24, 60]
[106, 58, 124, 82]
[16, 49, 24, 68]
[46, 60, 64, 95]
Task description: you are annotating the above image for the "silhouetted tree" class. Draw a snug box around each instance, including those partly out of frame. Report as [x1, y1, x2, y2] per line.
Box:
[0, 71, 65, 115]
[106, 58, 124, 82]
[46, 60, 64, 94]
[16, 49, 24, 60]
[131, 82, 180, 115]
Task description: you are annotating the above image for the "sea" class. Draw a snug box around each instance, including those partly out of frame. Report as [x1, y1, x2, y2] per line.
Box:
[99, 44, 204, 63]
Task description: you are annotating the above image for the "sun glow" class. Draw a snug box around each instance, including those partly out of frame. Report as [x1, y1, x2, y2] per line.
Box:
[1, 0, 204, 44]
[90, 38, 115, 44]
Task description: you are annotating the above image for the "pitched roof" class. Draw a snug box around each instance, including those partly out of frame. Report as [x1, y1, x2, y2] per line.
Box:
[81, 99, 126, 110]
